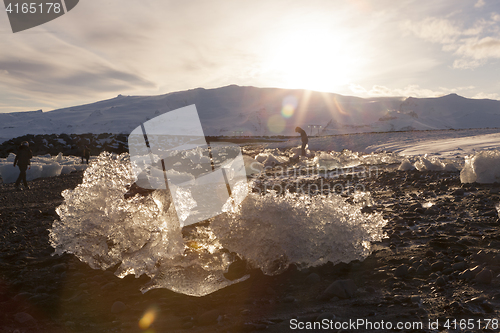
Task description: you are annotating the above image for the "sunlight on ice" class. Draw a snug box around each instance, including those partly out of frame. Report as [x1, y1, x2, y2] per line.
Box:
[212, 189, 386, 276]
[461, 150, 500, 183]
[49, 152, 387, 296]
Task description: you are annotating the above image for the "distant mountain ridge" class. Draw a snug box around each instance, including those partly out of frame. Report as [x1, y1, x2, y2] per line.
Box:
[1, 85, 500, 143]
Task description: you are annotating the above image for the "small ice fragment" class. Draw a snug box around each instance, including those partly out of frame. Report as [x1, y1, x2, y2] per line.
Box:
[422, 202, 434, 208]
[41, 162, 63, 178]
[243, 156, 263, 175]
[398, 159, 415, 171]
[414, 156, 445, 171]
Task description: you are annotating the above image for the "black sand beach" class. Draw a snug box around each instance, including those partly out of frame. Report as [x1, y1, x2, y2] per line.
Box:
[1, 168, 500, 332]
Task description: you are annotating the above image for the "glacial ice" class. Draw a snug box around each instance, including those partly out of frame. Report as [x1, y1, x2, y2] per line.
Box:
[211, 191, 386, 275]
[314, 150, 402, 170]
[50, 152, 249, 296]
[41, 163, 63, 178]
[242, 155, 263, 175]
[398, 159, 415, 171]
[0, 153, 86, 183]
[255, 152, 288, 167]
[414, 156, 446, 171]
[0, 163, 43, 183]
[396, 155, 460, 172]
[461, 150, 500, 183]
[49, 152, 387, 297]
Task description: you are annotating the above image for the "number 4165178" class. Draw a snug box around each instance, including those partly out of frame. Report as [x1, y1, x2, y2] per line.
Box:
[5, 2, 62, 14]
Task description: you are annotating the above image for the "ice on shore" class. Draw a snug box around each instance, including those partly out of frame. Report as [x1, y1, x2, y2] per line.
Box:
[243, 155, 263, 175]
[398, 159, 416, 171]
[49, 152, 387, 297]
[0, 153, 88, 183]
[415, 156, 446, 171]
[253, 146, 463, 174]
[255, 151, 288, 167]
[461, 150, 500, 183]
[314, 149, 402, 170]
[253, 146, 319, 168]
[396, 155, 460, 172]
[212, 191, 386, 275]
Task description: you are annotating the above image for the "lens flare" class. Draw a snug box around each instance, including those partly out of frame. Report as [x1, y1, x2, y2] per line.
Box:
[267, 114, 286, 133]
[139, 306, 158, 330]
[281, 95, 298, 118]
[281, 105, 295, 118]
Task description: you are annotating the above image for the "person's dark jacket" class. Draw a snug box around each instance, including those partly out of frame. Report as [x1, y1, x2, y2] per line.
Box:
[296, 127, 308, 144]
[83, 147, 90, 159]
[14, 146, 32, 168]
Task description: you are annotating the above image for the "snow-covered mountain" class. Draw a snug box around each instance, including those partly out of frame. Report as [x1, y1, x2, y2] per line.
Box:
[1, 86, 500, 143]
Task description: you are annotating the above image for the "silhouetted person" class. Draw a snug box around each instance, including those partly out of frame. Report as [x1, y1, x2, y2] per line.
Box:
[295, 127, 308, 156]
[13, 141, 32, 189]
[82, 145, 90, 164]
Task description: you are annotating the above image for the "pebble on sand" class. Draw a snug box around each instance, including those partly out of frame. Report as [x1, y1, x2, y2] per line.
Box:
[431, 261, 445, 272]
[475, 268, 493, 284]
[436, 276, 446, 287]
[305, 272, 321, 285]
[14, 312, 36, 325]
[197, 309, 221, 326]
[394, 264, 409, 277]
[320, 279, 357, 300]
[111, 301, 127, 314]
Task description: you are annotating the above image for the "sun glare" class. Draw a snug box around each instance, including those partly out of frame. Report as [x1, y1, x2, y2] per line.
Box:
[265, 26, 361, 92]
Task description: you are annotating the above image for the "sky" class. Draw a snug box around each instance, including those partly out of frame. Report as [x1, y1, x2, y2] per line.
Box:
[1, 0, 500, 113]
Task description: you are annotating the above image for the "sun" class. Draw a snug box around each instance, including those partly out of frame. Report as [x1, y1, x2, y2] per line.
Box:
[265, 26, 362, 92]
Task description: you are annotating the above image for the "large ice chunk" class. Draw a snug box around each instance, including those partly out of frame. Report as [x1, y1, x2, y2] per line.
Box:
[0, 163, 43, 183]
[41, 162, 63, 178]
[461, 150, 500, 183]
[211, 191, 386, 275]
[50, 152, 250, 296]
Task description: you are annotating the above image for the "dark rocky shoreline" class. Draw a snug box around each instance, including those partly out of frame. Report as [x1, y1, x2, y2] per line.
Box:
[0, 134, 128, 159]
[1, 167, 500, 332]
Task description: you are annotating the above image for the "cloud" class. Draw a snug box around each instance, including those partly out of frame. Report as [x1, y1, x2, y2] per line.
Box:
[452, 58, 484, 69]
[475, 0, 485, 8]
[0, 0, 291, 111]
[0, 55, 155, 99]
[402, 12, 500, 69]
[1, 0, 498, 112]
[401, 18, 462, 44]
[450, 36, 500, 68]
[439, 85, 476, 93]
[354, 84, 475, 98]
[473, 91, 499, 99]
[0, 21, 158, 111]
[455, 36, 500, 59]
[369, 85, 446, 98]
[349, 83, 367, 94]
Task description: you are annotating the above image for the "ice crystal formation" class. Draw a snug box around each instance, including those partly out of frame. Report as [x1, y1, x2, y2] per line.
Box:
[50, 152, 387, 296]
